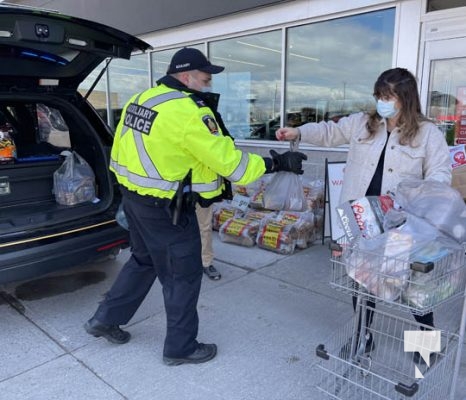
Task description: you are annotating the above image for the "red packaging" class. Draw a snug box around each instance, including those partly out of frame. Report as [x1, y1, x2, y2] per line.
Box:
[336, 195, 394, 241]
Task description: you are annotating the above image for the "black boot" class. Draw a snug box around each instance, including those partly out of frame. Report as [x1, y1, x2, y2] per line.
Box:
[163, 343, 217, 366]
[84, 317, 131, 344]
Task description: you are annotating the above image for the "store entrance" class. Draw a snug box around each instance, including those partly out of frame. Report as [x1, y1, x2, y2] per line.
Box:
[420, 36, 466, 146]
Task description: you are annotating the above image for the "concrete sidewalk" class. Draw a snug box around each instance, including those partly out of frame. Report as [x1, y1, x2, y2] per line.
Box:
[0, 233, 465, 400]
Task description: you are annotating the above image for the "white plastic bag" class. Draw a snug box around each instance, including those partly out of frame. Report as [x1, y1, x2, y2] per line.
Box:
[395, 179, 466, 243]
[345, 230, 412, 301]
[345, 211, 439, 301]
[262, 171, 307, 211]
[53, 151, 96, 205]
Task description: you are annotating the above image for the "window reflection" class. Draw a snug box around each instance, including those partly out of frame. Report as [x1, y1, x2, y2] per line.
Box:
[81, 9, 396, 141]
[78, 61, 107, 115]
[107, 54, 150, 127]
[79, 55, 150, 129]
[209, 31, 282, 140]
[285, 9, 395, 131]
[427, 0, 466, 12]
[427, 57, 466, 145]
[151, 45, 204, 83]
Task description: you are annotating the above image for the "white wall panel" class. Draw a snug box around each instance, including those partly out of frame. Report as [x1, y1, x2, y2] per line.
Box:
[140, 0, 400, 49]
[394, 0, 422, 73]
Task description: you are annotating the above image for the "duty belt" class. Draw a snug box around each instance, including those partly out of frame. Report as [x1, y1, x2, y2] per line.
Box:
[120, 186, 171, 208]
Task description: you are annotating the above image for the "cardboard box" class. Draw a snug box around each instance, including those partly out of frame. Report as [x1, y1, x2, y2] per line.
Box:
[449, 144, 466, 168]
[335, 195, 394, 242]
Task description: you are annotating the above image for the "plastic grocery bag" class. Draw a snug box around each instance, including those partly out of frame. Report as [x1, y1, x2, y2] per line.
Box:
[344, 229, 412, 301]
[395, 179, 466, 243]
[262, 171, 307, 211]
[344, 211, 439, 301]
[53, 151, 96, 205]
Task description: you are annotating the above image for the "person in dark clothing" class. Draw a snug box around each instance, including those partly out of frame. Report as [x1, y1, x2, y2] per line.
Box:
[84, 47, 307, 366]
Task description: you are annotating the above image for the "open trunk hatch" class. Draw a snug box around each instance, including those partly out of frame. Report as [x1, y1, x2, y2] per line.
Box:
[0, 6, 151, 89]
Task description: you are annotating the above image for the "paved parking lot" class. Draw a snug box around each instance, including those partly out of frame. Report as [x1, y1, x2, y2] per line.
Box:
[0, 234, 465, 399]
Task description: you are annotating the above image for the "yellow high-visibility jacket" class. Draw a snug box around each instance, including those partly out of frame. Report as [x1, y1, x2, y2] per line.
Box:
[110, 78, 267, 201]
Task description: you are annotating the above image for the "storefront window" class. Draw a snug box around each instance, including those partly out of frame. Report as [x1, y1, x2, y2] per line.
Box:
[78, 61, 108, 119]
[82, 9, 395, 140]
[285, 9, 395, 131]
[209, 31, 282, 140]
[79, 55, 150, 129]
[107, 54, 150, 128]
[151, 45, 204, 83]
[427, 0, 466, 12]
[426, 57, 466, 145]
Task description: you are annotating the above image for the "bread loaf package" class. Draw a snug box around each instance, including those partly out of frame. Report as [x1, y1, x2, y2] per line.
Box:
[212, 202, 242, 231]
[219, 217, 260, 247]
[256, 220, 297, 255]
[273, 210, 316, 249]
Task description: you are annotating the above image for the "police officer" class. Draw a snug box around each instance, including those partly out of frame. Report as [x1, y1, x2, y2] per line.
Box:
[84, 47, 307, 366]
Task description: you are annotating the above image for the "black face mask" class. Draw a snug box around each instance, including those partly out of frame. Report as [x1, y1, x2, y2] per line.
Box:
[196, 91, 220, 111]
[158, 75, 221, 110]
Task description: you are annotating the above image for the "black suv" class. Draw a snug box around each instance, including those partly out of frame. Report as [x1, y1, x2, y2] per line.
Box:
[0, 6, 150, 283]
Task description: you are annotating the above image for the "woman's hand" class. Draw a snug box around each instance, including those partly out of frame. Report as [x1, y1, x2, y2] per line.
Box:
[275, 127, 299, 141]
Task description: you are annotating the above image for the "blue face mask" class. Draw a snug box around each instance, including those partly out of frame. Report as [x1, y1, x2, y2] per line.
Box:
[376, 99, 399, 119]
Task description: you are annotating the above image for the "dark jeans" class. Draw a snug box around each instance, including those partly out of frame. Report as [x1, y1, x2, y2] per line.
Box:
[352, 295, 434, 332]
[93, 192, 203, 358]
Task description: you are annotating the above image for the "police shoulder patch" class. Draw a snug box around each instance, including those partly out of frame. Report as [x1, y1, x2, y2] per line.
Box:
[202, 115, 219, 135]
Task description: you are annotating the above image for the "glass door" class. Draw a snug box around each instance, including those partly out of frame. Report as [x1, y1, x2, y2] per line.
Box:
[420, 37, 466, 146]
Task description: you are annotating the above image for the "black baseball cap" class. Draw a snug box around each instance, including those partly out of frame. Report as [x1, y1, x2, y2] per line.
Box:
[166, 47, 224, 74]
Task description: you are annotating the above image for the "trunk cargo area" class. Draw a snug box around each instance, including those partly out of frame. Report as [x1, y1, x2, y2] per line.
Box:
[0, 96, 112, 235]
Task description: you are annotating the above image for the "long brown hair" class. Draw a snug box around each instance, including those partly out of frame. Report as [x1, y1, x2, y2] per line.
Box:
[367, 68, 428, 145]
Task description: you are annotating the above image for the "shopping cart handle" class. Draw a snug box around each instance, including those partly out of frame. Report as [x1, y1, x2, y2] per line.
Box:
[395, 382, 419, 397]
[316, 344, 329, 360]
[410, 261, 434, 273]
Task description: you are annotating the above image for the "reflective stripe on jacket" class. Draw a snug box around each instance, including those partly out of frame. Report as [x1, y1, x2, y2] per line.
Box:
[110, 82, 266, 200]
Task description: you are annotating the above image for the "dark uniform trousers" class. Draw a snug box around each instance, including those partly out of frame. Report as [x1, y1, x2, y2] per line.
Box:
[94, 190, 203, 358]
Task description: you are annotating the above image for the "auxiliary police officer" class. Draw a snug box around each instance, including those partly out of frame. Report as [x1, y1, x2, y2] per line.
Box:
[84, 47, 307, 366]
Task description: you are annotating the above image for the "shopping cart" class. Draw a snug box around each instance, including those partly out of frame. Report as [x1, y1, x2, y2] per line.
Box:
[329, 236, 466, 316]
[315, 236, 466, 399]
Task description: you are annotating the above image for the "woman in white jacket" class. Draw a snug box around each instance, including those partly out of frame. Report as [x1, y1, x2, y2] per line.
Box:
[276, 67, 451, 362]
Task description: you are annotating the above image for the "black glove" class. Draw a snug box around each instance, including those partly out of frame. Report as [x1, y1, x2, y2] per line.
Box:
[269, 149, 307, 174]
